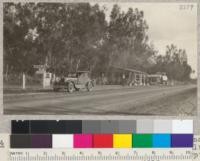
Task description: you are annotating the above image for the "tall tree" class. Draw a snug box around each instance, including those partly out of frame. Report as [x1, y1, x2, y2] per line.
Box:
[150, 44, 192, 81]
[4, 3, 107, 76]
[107, 5, 155, 71]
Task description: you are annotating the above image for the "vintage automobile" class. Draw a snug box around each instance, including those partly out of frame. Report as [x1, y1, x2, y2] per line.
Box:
[148, 72, 168, 85]
[53, 71, 94, 93]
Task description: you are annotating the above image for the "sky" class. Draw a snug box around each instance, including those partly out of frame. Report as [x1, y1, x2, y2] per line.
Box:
[91, 2, 198, 78]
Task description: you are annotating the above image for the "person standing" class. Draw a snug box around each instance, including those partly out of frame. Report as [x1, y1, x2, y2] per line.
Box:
[122, 73, 126, 86]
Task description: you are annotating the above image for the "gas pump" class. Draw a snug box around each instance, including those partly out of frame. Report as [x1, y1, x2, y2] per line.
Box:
[43, 72, 52, 88]
[34, 65, 52, 89]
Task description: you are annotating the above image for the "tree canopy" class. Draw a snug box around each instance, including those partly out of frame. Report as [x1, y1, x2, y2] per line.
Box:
[149, 44, 192, 81]
[3, 3, 193, 81]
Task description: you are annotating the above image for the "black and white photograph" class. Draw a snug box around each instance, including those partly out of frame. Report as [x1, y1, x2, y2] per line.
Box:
[3, 2, 197, 115]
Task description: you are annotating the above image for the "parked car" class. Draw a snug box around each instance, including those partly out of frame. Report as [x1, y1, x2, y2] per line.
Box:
[148, 72, 168, 85]
[53, 71, 94, 93]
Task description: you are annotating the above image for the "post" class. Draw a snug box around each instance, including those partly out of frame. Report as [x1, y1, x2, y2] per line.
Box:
[135, 74, 137, 86]
[43, 71, 46, 89]
[53, 73, 56, 83]
[22, 73, 26, 89]
[140, 73, 142, 86]
[143, 74, 146, 86]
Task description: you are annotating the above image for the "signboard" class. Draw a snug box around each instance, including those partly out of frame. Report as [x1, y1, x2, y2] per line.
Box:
[36, 69, 45, 74]
[33, 65, 46, 69]
[34, 65, 46, 74]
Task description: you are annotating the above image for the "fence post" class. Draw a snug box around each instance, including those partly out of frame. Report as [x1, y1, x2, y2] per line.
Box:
[22, 73, 26, 89]
[43, 71, 46, 89]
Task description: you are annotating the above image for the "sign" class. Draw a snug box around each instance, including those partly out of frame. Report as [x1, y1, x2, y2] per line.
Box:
[33, 65, 46, 69]
[34, 65, 46, 74]
[36, 68, 46, 74]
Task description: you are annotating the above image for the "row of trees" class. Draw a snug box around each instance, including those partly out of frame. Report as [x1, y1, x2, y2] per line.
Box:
[149, 44, 192, 81]
[3, 3, 192, 81]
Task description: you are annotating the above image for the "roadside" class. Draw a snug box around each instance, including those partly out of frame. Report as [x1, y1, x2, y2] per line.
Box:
[126, 87, 197, 116]
[3, 84, 196, 102]
[3, 85, 147, 103]
[3, 84, 159, 95]
[4, 83, 194, 95]
[3, 85, 197, 115]
[3, 84, 52, 94]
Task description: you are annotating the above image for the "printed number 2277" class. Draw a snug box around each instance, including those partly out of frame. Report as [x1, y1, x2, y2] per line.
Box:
[179, 5, 194, 10]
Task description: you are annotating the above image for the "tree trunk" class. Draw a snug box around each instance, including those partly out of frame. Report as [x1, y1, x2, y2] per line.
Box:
[76, 59, 81, 72]
[5, 64, 9, 81]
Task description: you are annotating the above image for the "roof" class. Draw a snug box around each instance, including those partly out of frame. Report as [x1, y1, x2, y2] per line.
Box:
[148, 74, 162, 77]
[76, 70, 90, 73]
[111, 66, 147, 74]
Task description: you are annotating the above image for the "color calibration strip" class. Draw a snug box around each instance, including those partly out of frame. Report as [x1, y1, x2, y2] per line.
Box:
[10, 134, 193, 148]
[11, 120, 193, 134]
[10, 120, 193, 149]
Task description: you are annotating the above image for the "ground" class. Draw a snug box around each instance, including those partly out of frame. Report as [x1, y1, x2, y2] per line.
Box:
[3, 85, 197, 115]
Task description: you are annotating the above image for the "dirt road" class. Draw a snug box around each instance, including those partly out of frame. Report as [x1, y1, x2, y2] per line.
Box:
[3, 85, 197, 115]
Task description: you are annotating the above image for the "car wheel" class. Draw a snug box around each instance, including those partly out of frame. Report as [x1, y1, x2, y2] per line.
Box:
[86, 82, 93, 91]
[68, 82, 74, 93]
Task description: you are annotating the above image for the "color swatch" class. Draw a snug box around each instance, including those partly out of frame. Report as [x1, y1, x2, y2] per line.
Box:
[74, 134, 93, 148]
[31, 134, 52, 148]
[10, 134, 31, 148]
[172, 120, 193, 134]
[153, 134, 171, 148]
[137, 120, 154, 133]
[113, 134, 132, 148]
[30, 120, 82, 134]
[171, 134, 193, 148]
[52, 134, 73, 148]
[93, 134, 113, 148]
[153, 120, 172, 133]
[133, 134, 152, 148]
